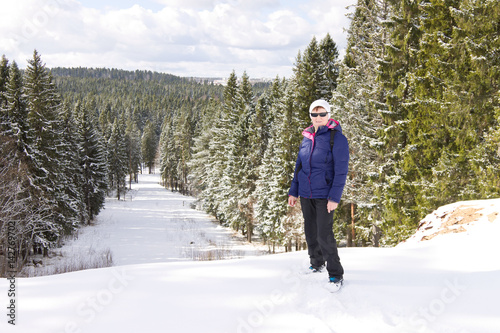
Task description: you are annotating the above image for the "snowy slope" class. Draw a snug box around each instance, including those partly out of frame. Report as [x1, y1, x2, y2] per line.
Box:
[401, 198, 500, 248]
[1, 175, 500, 333]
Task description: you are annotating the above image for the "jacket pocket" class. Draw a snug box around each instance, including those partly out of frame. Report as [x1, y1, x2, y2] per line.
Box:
[325, 172, 332, 186]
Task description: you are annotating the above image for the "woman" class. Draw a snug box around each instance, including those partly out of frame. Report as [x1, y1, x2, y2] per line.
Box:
[288, 99, 349, 289]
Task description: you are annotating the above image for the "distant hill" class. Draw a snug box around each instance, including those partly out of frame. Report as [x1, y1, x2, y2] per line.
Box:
[49, 67, 226, 130]
[51, 67, 186, 83]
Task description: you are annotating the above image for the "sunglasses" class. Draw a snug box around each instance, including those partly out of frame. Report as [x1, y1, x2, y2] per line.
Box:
[310, 112, 328, 117]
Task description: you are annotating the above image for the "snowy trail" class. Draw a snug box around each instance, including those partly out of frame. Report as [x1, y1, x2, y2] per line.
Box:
[1, 176, 499, 333]
[65, 174, 264, 267]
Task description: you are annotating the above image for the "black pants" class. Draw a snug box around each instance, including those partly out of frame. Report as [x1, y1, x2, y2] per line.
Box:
[300, 197, 344, 279]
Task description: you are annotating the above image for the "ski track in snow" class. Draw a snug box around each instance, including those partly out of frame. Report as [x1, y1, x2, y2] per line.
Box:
[1, 174, 500, 333]
[96, 176, 265, 265]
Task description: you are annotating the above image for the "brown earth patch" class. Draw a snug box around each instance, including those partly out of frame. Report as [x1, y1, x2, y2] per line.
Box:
[421, 226, 467, 241]
[420, 206, 482, 242]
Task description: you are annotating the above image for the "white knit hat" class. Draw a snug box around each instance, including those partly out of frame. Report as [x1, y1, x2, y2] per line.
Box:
[309, 99, 331, 113]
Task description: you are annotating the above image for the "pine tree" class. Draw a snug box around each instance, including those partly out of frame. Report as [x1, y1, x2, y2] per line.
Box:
[220, 72, 255, 233]
[318, 33, 340, 100]
[277, 79, 306, 251]
[141, 119, 157, 174]
[188, 100, 221, 203]
[24, 50, 79, 239]
[209, 71, 241, 224]
[4, 61, 28, 154]
[294, 37, 323, 125]
[75, 101, 108, 221]
[253, 81, 306, 252]
[294, 35, 341, 127]
[253, 78, 292, 252]
[239, 77, 285, 242]
[173, 105, 195, 195]
[0, 57, 37, 272]
[125, 118, 142, 187]
[107, 118, 128, 200]
[254, 139, 285, 252]
[0, 55, 9, 117]
[447, 0, 500, 198]
[159, 116, 178, 190]
[0, 132, 49, 273]
[331, 0, 390, 246]
[61, 103, 87, 225]
[377, 0, 423, 242]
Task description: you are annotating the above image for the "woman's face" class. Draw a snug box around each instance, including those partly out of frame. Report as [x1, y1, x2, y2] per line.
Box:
[310, 106, 329, 129]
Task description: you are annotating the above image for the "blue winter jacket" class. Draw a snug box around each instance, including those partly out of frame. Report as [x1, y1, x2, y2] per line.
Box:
[288, 119, 349, 203]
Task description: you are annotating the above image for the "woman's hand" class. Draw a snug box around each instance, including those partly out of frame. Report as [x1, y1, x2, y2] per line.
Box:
[327, 201, 338, 213]
[288, 195, 297, 207]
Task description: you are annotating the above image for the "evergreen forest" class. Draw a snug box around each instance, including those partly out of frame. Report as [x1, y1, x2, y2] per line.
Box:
[1, 0, 499, 275]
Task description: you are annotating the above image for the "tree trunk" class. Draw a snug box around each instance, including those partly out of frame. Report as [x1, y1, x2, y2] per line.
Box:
[247, 222, 253, 243]
[351, 203, 356, 246]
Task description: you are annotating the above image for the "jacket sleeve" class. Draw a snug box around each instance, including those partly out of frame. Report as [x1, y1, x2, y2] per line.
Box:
[328, 131, 349, 203]
[288, 153, 301, 197]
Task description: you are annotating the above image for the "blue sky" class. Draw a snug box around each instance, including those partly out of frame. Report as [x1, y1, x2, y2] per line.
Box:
[1, 0, 356, 78]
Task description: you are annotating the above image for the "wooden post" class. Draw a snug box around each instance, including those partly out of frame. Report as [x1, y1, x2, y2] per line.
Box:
[351, 203, 355, 245]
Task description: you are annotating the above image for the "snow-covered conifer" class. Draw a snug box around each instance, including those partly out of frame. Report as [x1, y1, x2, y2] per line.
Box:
[24, 50, 79, 238]
[141, 119, 157, 174]
[331, 0, 389, 246]
[107, 117, 128, 200]
[125, 118, 142, 187]
[75, 101, 108, 222]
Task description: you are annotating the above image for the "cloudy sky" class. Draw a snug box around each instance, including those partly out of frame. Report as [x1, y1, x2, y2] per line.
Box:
[1, 0, 356, 78]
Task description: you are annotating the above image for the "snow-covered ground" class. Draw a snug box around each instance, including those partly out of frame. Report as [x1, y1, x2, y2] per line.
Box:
[1, 174, 500, 333]
[21, 174, 267, 277]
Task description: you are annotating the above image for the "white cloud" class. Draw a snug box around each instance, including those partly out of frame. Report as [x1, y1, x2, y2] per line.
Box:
[0, 0, 355, 78]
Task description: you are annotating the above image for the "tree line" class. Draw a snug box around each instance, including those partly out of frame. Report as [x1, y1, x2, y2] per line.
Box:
[183, 34, 340, 252]
[0, 52, 225, 275]
[0, 51, 109, 275]
[180, 0, 499, 249]
[333, 0, 499, 245]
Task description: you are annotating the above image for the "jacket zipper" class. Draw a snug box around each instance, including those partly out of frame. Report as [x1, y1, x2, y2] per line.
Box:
[308, 133, 315, 198]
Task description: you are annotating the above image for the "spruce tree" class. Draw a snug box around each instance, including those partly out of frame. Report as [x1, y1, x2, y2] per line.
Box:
[254, 139, 285, 252]
[24, 50, 78, 238]
[209, 71, 240, 223]
[4, 61, 28, 154]
[159, 117, 178, 190]
[447, 0, 500, 198]
[0, 55, 9, 116]
[253, 79, 305, 252]
[125, 118, 142, 187]
[107, 118, 128, 200]
[318, 33, 340, 100]
[220, 72, 255, 233]
[254, 78, 290, 252]
[277, 79, 306, 251]
[61, 103, 87, 225]
[141, 119, 157, 174]
[0, 132, 47, 272]
[331, 0, 389, 246]
[188, 100, 221, 205]
[294, 37, 323, 125]
[75, 101, 108, 221]
[173, 105, 195, 195]
[294, 35, 341, 127]
[377, 0, 423, 242]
